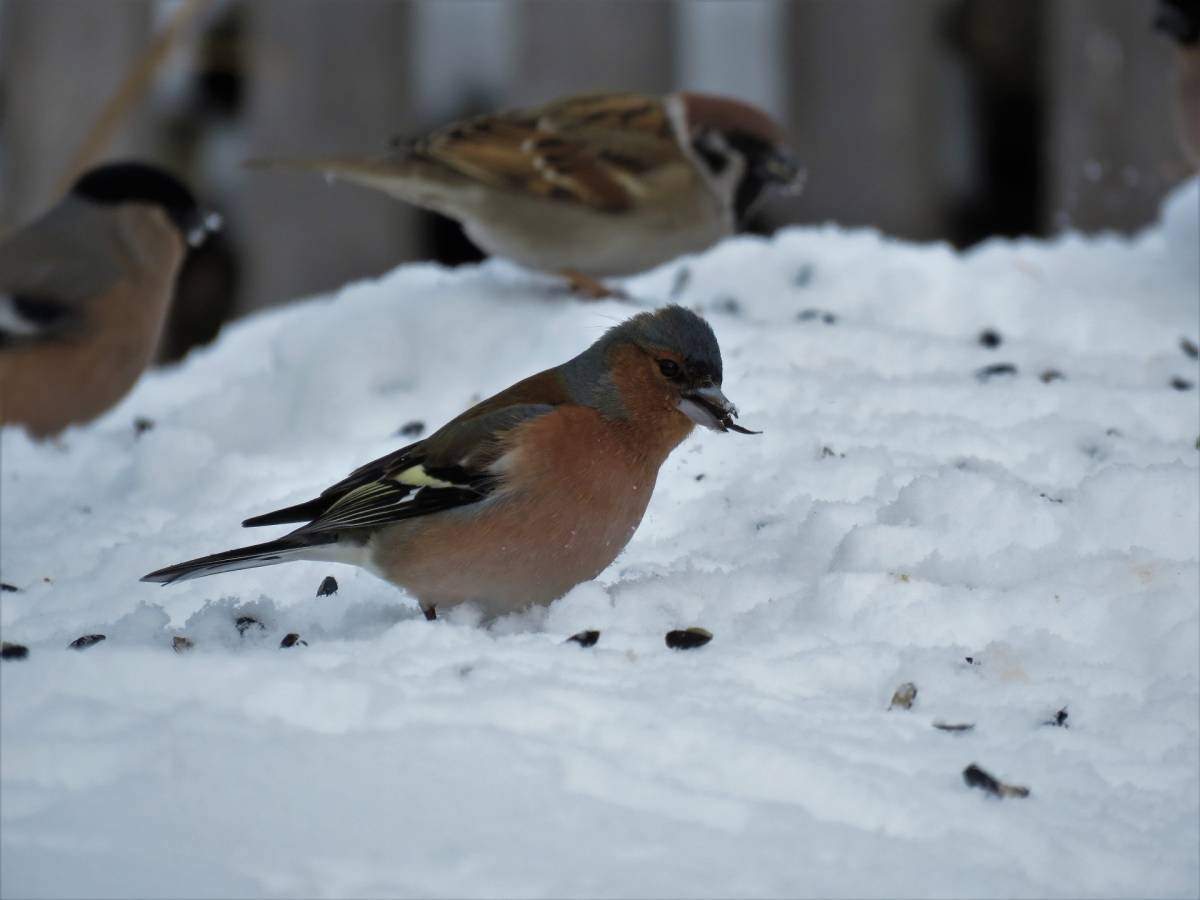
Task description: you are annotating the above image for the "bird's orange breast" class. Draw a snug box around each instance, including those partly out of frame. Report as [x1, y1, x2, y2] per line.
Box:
[371, 403, 691, 617]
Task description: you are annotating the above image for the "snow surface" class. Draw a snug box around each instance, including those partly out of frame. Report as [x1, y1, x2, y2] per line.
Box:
[2, 181, 1198, 899]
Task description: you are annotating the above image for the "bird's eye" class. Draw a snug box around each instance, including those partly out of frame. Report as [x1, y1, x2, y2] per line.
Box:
[658, 359, 681, 378]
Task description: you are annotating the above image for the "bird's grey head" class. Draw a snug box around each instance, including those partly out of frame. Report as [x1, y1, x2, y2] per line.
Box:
[563, 305, 757, 433]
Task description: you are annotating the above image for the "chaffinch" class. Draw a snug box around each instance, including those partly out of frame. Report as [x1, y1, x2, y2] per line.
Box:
[252, 91, 802, 296]
[143, 305, 756, 620]
[0, 161, 218, 439]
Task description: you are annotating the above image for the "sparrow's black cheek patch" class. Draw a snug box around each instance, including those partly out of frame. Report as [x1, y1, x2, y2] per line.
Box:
[691, 137, 730, 175]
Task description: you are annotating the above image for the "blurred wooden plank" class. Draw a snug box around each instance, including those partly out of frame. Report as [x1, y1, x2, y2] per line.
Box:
[511, 0, 675, 106]
[240, 0, 417, 310]
[1043, 0, 1190, 234]
[58, 0, 214, 194]
[675, 1, 786, 120]
[0, 0, 154, 227]
[782, 0, 956, 241]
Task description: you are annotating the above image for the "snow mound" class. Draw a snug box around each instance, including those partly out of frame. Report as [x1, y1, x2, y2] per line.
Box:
[2, 180, 1197, 898]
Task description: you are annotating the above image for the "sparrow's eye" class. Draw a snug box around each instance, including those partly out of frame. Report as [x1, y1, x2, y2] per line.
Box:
[658, 359, 681, 378]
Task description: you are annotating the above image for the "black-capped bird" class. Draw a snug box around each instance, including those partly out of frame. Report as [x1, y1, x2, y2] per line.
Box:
[0, 161, 218, 438]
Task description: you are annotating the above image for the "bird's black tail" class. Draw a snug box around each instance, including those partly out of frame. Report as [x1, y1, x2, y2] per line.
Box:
[141, 533, 338, 585]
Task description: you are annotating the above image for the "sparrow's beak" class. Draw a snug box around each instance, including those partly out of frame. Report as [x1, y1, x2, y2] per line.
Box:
[186, 210, 223, 248]
[761, 147, 805, 195]
[677, 385, 760, 434]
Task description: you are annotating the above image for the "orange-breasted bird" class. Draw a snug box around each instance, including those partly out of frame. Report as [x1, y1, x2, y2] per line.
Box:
[0, 161, 218, 438]
[143, 305, 757, 620]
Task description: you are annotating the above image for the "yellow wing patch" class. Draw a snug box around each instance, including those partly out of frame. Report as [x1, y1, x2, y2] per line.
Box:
[393, 465, 459, 489]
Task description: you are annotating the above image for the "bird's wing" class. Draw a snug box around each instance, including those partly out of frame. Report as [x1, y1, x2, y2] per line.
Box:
[243, 402, 558, 534]
[0, 202, 120, 347]
[402, 92, 694, 213]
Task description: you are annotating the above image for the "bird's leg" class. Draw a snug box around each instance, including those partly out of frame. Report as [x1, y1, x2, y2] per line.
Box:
[422, 606, 437, 622]
[560, 270, 627, 301]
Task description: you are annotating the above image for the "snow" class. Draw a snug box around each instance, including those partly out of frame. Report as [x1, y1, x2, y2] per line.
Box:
[2, 180, 1198, 899]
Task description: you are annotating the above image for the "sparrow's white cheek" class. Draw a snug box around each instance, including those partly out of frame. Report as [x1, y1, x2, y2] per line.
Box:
[677, 397, 723, 430]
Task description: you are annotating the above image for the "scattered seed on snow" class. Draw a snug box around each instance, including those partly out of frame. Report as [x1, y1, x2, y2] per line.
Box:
[963, 763, 1030, 798]
[889, 682, 918, 709]
[665, 627, 712, 650]
[1043, 707, 1069, 727]
[67, 634, 105, 650]
[798, 308, 836, 324]
[235, 616, 265, 635]
[976, 363, 1018, 381]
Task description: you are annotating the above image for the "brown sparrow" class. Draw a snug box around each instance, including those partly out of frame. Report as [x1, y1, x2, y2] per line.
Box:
[251, 91, 803, 295]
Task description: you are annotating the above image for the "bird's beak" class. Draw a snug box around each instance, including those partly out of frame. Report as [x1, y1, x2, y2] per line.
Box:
[186, 210, 223, 248]
[677, 385, 760, 434]
[761, 148, 805, 195]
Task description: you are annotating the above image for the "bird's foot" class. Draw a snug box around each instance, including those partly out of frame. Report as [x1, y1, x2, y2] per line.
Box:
[422, 606, 437, 622]
[561, 270, 627, 301]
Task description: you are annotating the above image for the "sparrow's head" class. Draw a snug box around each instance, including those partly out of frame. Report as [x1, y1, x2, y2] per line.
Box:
[677, 93, 804, 221]
[567, 305, 757, 434]
[71, 161, 221, 248]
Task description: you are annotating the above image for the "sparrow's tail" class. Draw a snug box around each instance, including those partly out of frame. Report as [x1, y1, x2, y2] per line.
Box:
[244, 154, 462, 204]
[141, 532, 340, 586]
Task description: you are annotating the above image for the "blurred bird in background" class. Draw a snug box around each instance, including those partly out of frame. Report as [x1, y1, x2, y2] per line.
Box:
[143, 305, 756, 620]
[0, 161, 218, 438]
[250, 91, 803, 297]
[1156, 0, 1200, 166]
